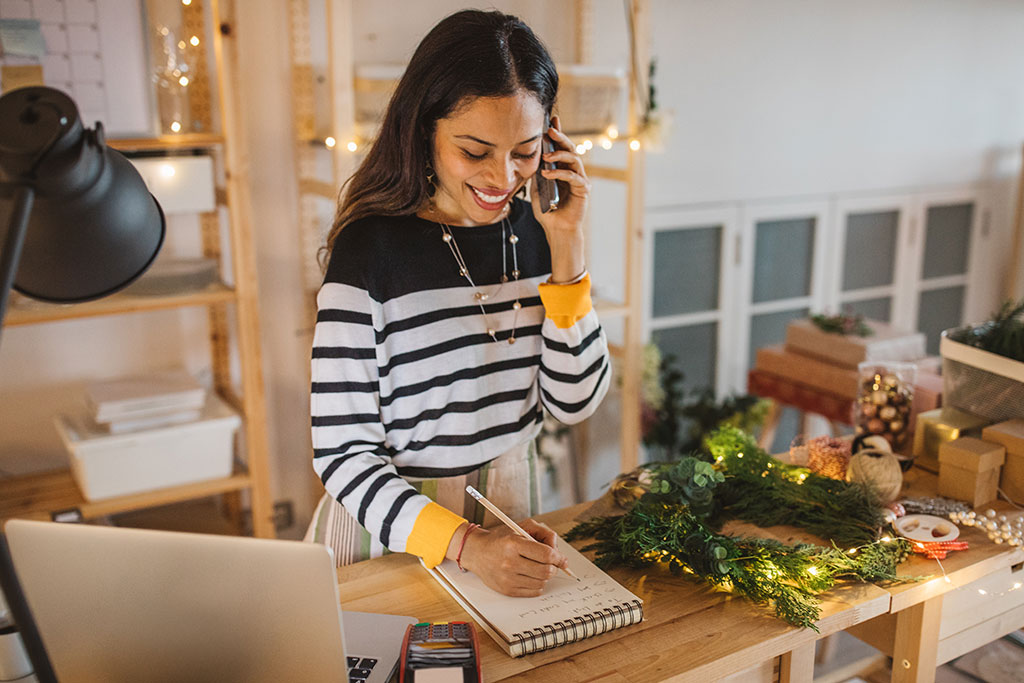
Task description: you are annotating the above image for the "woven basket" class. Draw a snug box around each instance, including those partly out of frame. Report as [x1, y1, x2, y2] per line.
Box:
[940, 331, 1024, 422]
[554, 65, 626, 135]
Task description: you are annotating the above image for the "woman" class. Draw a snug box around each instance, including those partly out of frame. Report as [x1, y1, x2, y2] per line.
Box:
[309, 9, 610, 597]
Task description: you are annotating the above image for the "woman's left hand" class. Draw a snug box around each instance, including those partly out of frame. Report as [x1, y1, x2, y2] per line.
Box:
[529, 115, 590, 237]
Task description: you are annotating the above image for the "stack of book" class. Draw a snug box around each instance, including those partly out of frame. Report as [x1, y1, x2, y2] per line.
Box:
[86, 370, 207, 434]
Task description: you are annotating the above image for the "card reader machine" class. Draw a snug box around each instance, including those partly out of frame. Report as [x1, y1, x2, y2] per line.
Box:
[398, 621, 481, 683]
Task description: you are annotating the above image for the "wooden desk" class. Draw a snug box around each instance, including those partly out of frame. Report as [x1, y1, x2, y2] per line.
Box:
[336, 502, 891, 682]
[846, 467, 1024, 683]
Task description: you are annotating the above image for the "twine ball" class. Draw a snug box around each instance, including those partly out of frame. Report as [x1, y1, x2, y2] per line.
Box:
[846, 449, 904, 503]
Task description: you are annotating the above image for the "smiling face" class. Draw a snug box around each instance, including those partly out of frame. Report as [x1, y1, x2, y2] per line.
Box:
[428, 90, 546, 226]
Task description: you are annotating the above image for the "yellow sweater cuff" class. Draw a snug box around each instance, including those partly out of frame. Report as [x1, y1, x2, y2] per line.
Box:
[537, 274, 593, 329]
[405, 502, 467, 569]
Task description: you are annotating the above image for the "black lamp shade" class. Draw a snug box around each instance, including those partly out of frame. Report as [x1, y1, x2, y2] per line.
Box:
[0, 87, 165, 302]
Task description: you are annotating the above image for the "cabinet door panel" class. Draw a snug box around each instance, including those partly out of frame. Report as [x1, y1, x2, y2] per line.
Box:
[753, 217, 815, 303]
[843, 210, 899, 291]
[652, 226, 721, 317]
[844, 297, 892, 323]
[918, 286, 966, 355]
[652, 323, 718, 391]
[922, 203, 973, 279]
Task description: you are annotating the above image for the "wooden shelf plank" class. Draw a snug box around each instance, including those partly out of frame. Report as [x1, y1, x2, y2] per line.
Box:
[0, 466, 252, 522]
[108, 134, 225, 152]
[594, 297, 632, 318]
[4, 283, 237, 326]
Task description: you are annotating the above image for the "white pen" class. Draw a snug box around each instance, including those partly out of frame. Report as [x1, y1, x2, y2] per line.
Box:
[466, 485, 580, 581]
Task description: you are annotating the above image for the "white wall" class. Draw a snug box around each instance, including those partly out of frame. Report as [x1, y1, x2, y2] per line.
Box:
[3, 1, 1023, 527]
[646, 0, 1024, 205]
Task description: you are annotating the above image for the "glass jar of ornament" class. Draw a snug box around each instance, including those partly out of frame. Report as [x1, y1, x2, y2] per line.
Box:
[855, 362, 916, 451]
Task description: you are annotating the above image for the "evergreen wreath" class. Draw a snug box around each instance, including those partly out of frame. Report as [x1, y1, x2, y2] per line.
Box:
[567, 427, 914, 630]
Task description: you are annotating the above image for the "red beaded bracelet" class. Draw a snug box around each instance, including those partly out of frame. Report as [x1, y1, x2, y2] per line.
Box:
[456, 523, 480, 573]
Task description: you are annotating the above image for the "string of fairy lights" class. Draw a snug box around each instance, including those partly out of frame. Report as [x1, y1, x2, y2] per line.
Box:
[318, 124, 644, 156]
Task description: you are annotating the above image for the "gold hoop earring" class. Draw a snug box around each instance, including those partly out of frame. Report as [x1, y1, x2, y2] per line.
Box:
[425, 163, 437, 197]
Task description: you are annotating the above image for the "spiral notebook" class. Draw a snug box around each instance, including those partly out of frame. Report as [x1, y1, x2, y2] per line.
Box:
[426, 539, 643, 657]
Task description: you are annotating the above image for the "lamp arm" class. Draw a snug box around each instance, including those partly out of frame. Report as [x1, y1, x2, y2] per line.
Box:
[0, 183, 35, 348]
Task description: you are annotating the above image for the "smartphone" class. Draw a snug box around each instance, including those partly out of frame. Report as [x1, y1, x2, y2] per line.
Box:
[536, 117, 560, 213]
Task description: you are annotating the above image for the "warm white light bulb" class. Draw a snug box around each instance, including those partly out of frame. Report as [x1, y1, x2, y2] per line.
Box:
[179, 76, 190, 86]
[599, 137, 612, 150]
[582, 139, 593, 150]
[178, 40, 186, 50]
[190, 36, 200, 46]
[324, 136, 337, 149]
[574, 143, 586, 155]
[807, 566, 818, 576]
[159, 163, 176, 178]
[346, 141, 358, 152]
[606, 125, 619, 139]
[629, 139, 641, 151]
[182, 0, 192, 5]
[170, 121, 182, 133]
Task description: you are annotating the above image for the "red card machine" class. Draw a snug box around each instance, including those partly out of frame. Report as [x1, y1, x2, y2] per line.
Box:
[398, 621, 481, 683]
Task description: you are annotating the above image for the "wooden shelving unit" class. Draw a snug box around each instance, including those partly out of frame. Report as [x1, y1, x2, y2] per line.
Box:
[0, 467, 253, 523]
[0, 0, 275, 537]
[108, 133, 226, 152]
[4, 283, 237, 327]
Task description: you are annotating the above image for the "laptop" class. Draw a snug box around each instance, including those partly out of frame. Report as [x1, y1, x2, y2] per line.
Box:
[3, 519, 417, 682]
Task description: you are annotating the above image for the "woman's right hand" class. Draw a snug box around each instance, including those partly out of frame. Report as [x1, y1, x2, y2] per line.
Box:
[450, 521, 569, 597]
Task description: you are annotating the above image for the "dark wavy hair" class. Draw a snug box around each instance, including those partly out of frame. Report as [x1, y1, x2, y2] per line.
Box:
[324, 9, 558, 257]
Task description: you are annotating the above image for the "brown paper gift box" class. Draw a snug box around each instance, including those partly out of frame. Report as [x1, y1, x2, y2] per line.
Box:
[912, 407, 989, 473]
[754, 345, 859, 400]
[937, 437, 1005, 507]
[981, 419, 1024, 504]
[785, 319, 926, 370]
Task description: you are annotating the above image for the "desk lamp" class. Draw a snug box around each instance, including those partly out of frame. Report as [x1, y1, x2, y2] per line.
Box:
[0, 85, 168, 682]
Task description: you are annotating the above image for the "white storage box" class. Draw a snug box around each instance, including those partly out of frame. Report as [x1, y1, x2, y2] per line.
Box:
[54, 395, 241, 501]
[941, 331, 1024, 423]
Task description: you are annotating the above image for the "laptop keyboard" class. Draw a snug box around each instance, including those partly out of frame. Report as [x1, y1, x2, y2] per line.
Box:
[347, 656, 378, 682]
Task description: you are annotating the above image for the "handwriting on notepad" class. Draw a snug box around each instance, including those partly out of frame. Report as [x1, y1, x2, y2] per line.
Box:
[518, 579, 618, 619]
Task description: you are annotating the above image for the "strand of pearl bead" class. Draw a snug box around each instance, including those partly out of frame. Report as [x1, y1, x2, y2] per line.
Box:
[949, 509, 1024, 547]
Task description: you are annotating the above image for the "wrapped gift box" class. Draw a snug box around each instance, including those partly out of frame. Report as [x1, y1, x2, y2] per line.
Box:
[937, 437, 1005, 507]
[754, 345, 859, 399]
[912, 407, 989, 473]
[785, 319, 926, 369]
[981, 419, 1024, 504]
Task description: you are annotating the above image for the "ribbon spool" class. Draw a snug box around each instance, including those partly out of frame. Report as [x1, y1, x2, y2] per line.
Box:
[894, 514, 961, 543]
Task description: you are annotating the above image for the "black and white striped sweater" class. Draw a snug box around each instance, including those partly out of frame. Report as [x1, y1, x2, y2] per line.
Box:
[310, 199, 611, 562]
